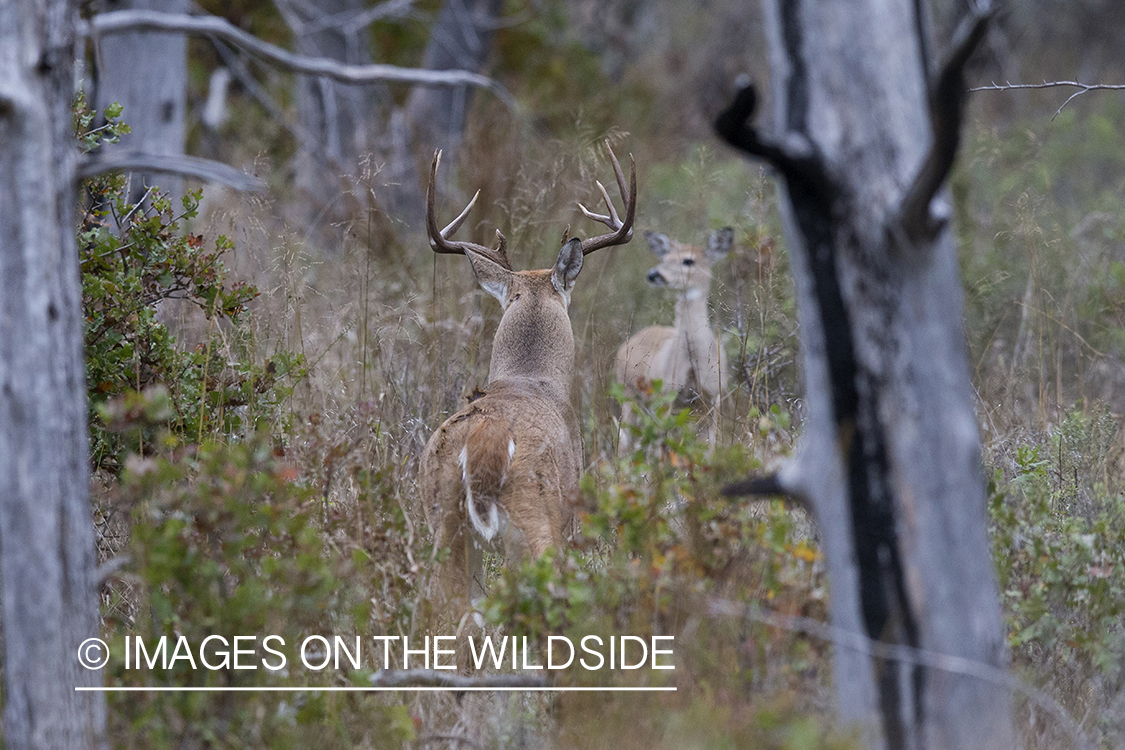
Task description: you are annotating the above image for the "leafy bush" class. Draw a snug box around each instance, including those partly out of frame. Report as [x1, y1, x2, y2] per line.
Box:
[989, 408, 1125, 747]
[77, 97, 303, 473]
[478, 386, 844, 746]
[101, 435, 420, 748]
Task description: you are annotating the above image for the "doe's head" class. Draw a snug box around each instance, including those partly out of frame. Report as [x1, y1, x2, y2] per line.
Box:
[643, 227, 733, 293]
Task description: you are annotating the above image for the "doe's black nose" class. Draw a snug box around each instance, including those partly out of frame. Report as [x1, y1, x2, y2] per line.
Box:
[647, 270, 663, 284]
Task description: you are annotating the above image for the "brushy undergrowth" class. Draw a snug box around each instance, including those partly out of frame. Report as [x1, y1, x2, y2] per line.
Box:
[72, 8, 1125, 744]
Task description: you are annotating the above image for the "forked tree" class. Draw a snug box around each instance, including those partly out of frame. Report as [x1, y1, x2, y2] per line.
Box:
[717, 1, 1015, 748]
[0, 0, 106, 747]
[419, 143, 635, 614]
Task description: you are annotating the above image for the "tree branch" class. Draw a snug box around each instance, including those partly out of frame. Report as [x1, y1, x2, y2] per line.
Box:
[78, 10, 515, 110]
[721, 472, 811, 513]
[899, 4, 993, 241]
[970, 80, 1125, 120]
[367, 669, 549, 689]
[712, 79, 820, 185]
[77, 151, 266, 192]
[416, 734, 482, 749]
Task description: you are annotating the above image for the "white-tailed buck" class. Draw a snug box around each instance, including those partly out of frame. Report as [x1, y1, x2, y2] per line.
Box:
[419, 143, 636, 613]
[615, 228, 733, 446]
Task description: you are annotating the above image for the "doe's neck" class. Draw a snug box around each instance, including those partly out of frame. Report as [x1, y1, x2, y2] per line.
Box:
[673, 287, 711, 334]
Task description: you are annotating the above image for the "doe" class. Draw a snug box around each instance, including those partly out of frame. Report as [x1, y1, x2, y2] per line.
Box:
[615, 227, 733, 447]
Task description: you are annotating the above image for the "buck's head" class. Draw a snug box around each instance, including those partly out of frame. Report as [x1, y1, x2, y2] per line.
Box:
[427, 143, 636, 392]
[643, 228, 733, 298]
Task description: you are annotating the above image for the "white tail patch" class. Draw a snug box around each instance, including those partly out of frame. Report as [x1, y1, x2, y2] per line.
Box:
[461, 443, 501, 542]
[501, 438, 515, 488]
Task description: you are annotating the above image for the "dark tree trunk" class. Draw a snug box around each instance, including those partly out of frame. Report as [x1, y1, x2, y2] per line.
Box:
[717, 1, 1015, 748]
[95, 0, 189, 206]
[0, 1, 106, 747]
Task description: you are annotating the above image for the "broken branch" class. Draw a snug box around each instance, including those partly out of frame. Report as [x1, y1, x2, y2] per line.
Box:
[79, 10, 515, 110]
[900, 5, 993, 241]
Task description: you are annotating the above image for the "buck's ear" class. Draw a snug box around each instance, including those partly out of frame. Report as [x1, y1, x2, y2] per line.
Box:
[551, 238, 584, 299]
[466, 250, 512, 306]
[707, 227, 734, 261]
[645, 231, 671, 258]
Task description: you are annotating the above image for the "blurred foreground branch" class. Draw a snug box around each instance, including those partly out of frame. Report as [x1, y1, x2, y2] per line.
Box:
[77, 151, 266, 192]
[368, 669, 548, 689]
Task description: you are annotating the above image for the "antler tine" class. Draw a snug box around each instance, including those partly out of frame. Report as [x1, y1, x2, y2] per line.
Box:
[441, 189, 480, 239]
[577, 180, 620, 228]
[578, 141, 637, 255]
[425, 149, 512, 269]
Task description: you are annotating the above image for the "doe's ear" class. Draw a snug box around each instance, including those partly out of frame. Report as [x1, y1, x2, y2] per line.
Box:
[551, 237, 584, 298]
[645, 230, 672, 258]
[466, 250, 512, 306]
[707, 227, 734, 261]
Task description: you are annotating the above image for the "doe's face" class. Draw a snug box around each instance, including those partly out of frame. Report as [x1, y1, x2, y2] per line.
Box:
[644, 228, 733, 292]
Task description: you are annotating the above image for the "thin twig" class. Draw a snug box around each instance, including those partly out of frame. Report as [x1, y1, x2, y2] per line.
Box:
[969, 80, 1125, 120]
[708, 598, 1094, 750]
[79, 10, 515, 110]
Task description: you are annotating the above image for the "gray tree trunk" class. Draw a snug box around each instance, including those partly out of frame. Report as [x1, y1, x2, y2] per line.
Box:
[277, 0, 383, 243]
[717, 2, 1015, 748]
[404, 0, 502, 155]
[0, 1, 107, 748]
[387, 0, 503, 227]
[95, 0, 188, 206]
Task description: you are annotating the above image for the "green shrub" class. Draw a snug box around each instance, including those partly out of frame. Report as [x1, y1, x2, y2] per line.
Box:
[480, 385, 834, 745]
[101, 435, 422, 749]
[76, 97, 303, 473]
[989, 408, 1125, 746]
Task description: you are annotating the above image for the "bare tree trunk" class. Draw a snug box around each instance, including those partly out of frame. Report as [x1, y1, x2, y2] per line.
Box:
[717, 2, 1015, 748]
[95, 0, 188, 206]
[388, 0, 503, 227]
[0, 1, 106, 748]
[405, 0, 502, 154]
[277, 0, 384, 244]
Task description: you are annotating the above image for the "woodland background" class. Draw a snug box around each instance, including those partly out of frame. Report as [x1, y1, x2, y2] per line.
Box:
[68, 0, 1125, 747]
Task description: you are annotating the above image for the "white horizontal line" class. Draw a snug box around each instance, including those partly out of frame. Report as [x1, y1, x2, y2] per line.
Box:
[75, 686, 675, 693]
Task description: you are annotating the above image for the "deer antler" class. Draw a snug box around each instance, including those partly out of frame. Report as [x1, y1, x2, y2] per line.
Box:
[427, 150, 511, 270]
[577, 141, 636, 255]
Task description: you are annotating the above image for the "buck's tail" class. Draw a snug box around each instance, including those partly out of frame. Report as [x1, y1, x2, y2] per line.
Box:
[458, 419, 516, 542]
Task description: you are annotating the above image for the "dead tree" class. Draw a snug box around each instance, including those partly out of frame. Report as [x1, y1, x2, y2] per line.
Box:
[387, 0, 505, 227]
[275, 0, 387, 240]
[0, 0, 106, 747]
[95, 0, 189, 206]
[717, 1, 1015, 748]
